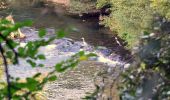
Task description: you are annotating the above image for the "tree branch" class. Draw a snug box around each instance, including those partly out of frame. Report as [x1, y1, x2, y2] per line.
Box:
[0, 34, 18, 64]
[0, 43, 11, 100]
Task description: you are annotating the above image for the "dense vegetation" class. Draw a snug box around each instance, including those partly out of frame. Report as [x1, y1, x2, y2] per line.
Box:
[119, 32, 170, 99]
[96, 0, 170, 99]
[97, 0, 170, 47]
[0, 0, 170, 99]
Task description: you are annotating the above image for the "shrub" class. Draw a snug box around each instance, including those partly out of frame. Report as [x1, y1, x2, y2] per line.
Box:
[119, 32, 170, 99]
[97, 0, 170, 47]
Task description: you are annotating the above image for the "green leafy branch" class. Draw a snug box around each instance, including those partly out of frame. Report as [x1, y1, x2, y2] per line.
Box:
[0, 18, 96, 100]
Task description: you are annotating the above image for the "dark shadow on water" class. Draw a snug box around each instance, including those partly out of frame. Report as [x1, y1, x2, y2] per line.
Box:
[0, 5, 131, 60]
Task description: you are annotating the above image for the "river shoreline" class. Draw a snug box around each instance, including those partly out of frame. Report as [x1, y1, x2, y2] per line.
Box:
[0, 1, 131, 99]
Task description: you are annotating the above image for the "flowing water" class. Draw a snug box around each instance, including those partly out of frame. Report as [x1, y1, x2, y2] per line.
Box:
[0, 5, 128, 55]
[0, 3, 130, 99]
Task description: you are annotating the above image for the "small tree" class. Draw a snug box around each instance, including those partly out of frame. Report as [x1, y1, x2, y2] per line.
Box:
[0, 18, 96, 99]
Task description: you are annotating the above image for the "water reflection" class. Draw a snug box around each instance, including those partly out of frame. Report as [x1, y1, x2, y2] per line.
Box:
[0, 3, 130, 58]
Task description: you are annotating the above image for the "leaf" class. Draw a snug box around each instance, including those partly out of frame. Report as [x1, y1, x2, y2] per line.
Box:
[1, 30, 11, 37]
[22, 20, 33, 26]
[18, 47, 25, 56]
[27, 59, 36, 67]
[13, 23, 23, 29]
[38, 64, 44, 67]
[26, 78, 39, 91]
[0, 19, 11, 25]
[69, 61, 78, 68]
[14, 82, 26, 89]
[6, 51, 13, 58]
[33, 73, 41, 78]
[37, 54, 46, 60]
[48, 76, 57, 82]
[143, 31, 150, 35]
[86, 53, 97, 57]
[0, 38, 2, 43]
[78, 51, 85, 56]
[79, 56, 88, 61]
[15, 77, 20, 81]
[56, 29, 66, 38]
[7, 39, 19, 48]
[38, 29, 46, 38]
[12, 95, 21, 100]
[26, 42, 38, 58]
[0, 26, 6, 31]
[55, 63, 64, 72]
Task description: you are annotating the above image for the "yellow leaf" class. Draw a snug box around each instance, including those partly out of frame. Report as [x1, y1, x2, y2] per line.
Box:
[78, 56, 88, 61]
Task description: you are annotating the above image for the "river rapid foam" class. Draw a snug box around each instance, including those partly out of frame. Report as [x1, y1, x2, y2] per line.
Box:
[8, 27, 129, 78]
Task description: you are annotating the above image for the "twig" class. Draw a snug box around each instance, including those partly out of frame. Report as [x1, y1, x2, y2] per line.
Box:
[0, 34, 18, 64]
[0, 43, 11, 100]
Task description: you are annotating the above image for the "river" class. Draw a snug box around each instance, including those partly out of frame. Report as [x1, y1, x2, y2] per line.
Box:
[0, 3, 130, 99]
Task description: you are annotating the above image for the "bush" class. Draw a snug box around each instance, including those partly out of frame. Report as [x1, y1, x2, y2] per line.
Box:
[119, 32, 170, 99]
[97, 0, 170, 47]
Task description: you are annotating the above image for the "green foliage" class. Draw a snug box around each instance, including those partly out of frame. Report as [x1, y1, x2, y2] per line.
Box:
[69, 0, 96, 14]
[56, 29, 67, 38]
[38, 29, 46, 38]
[97, 0, 170, 47]
[151, 0, 170, 20]
[0, 18, 97, 99]
[119, 32, 170, 99]
[96, 0, 110, 8]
